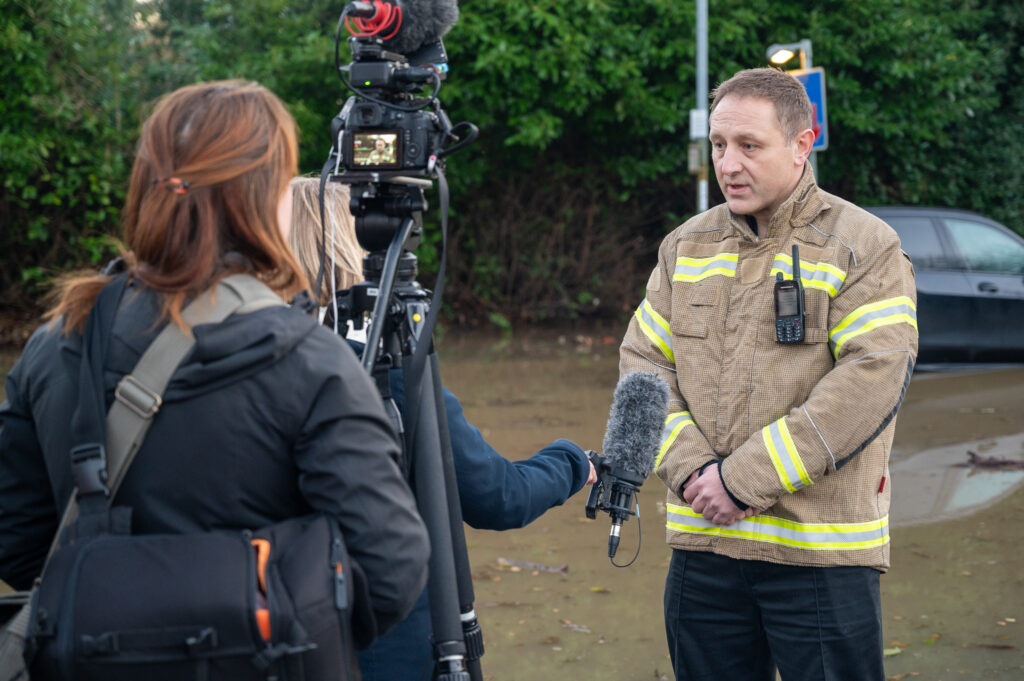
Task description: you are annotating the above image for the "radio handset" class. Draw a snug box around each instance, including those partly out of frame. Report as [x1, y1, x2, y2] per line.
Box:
[774, 244, 806, 344]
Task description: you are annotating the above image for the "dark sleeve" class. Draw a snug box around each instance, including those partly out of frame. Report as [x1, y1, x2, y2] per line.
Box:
[439, 384, 590, 531]
[294, 348, 429, 636]
[0, 360, 60, 590]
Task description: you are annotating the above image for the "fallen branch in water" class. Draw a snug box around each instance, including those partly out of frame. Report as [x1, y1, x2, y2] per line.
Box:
[953, 451, 1024, 471]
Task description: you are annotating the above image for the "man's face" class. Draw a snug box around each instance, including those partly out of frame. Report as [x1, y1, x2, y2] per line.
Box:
[709, 95, 808, 227]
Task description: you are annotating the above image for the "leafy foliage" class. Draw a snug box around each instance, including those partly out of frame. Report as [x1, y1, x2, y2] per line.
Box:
[1, 0, 1021, 320]
[0, 0, 138, 303]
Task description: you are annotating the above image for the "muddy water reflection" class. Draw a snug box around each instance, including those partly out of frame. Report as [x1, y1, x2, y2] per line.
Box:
[438, 334, 1024, 681]
[891, 433, 1024, 526]
[1, 334, 1022, 678]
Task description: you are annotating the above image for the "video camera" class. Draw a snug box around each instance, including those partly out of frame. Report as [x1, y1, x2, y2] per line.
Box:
[327, 1, 475, 184]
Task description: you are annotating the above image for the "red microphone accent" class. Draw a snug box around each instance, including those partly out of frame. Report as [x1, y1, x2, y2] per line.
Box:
[345, 1, 402, 41]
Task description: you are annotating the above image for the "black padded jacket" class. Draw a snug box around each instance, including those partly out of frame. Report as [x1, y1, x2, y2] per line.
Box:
[0, 283, 429, 636]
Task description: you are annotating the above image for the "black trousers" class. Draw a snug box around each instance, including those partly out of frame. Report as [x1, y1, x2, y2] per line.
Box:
[664, 549, 884, 681]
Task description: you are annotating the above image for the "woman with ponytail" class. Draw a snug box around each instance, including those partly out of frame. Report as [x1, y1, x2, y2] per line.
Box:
[0, 81, 428, 642]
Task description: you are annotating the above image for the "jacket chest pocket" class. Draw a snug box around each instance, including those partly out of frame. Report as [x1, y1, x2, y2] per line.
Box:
[670, 282, 720, 339]
[802, 290, 831, 343]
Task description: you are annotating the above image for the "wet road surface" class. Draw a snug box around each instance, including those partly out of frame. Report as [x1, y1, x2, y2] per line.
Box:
[436, 332, 1024, 681]
[1, 331, 1022, 679]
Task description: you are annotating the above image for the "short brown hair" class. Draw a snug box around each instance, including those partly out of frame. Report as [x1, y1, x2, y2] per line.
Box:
[48, 80, 307, 332]
[710, 67, 813, 142]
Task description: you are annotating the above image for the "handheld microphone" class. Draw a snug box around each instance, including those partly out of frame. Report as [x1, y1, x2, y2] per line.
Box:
[347, 0, 459, 57]
[585, 372, 670, 562]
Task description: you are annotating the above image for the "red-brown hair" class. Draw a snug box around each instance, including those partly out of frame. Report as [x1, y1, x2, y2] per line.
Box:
[48, 80, 307, 332]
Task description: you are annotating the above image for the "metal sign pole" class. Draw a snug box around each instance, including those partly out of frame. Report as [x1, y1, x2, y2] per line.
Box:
[695, 0, 709, 212]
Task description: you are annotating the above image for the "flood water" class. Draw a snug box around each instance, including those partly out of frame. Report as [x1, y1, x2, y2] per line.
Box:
[436, 331, 1024, 681]
[2, 330, 1022, 680]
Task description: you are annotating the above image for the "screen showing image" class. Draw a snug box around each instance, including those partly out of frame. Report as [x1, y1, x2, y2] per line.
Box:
[776, 287, 798, 317]
[352, 132, 400, 168]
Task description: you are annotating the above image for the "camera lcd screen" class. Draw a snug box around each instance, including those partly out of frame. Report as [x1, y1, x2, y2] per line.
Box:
[352, 131, 401, 168]
[776, 286, 799, 317]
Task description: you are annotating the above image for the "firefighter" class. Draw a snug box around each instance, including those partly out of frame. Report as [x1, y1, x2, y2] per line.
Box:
[620, 68, 918, 681]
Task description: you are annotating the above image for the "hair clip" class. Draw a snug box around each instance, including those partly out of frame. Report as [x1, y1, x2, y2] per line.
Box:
[152, 177, 190, 195]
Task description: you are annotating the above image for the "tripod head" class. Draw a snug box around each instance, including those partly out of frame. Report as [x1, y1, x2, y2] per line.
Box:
[325, 175, 434, 363]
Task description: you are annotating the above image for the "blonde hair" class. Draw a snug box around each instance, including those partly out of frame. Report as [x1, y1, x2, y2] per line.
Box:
[288, 177, 366, 305]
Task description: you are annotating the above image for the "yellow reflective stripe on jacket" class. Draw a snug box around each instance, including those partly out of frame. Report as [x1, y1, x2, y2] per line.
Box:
[762, 417, 812, 492]
[769, 253, 847, 297]
[655, 411, 694, 471]
[634, 299, 674, 363]
[666, 504, 889, 550]
[829, 296, 918, 358]
[673, 253, 738, 282]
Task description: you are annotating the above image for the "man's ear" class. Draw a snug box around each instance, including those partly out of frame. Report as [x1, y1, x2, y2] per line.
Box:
[793, 128, 815, 166]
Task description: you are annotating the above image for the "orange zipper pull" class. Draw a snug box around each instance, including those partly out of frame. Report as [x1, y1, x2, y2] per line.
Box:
[251, 539, 272, 641]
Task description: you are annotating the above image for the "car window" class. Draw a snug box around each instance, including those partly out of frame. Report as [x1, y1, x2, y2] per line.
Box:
[883, 216, 953, 269]
[943, 218, 1024, 275]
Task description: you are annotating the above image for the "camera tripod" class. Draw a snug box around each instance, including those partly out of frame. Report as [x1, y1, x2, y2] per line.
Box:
[329, 175, 484, 681]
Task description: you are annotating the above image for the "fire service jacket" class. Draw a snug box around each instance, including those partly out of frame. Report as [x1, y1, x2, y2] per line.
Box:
[620, 167, 918, 571]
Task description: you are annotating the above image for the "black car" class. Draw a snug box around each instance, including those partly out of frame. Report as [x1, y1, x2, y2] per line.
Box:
[864, 207, 1024, 363]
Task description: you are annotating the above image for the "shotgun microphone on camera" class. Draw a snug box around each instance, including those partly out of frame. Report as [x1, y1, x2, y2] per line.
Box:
[586, 372, 670, 562]
[346, 0, 459, 57]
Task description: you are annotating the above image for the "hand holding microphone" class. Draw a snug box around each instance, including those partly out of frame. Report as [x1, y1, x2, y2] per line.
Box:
[585, 372, 670, 564]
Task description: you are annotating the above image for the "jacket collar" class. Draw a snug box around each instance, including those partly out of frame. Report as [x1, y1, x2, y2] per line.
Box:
[726, 164, 830, 241]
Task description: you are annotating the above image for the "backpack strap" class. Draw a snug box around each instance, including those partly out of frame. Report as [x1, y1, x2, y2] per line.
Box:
[56, 274, 285, 545]
[104, 274, 284, 493]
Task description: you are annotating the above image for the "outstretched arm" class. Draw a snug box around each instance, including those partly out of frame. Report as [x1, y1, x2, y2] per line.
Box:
[440, 385, 591, 531]
[389, 369, 592, 531]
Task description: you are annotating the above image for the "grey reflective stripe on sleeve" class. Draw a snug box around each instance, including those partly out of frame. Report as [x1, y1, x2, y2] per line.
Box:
[634, 299, 674, 363]
[655, 411, 694, 471]
[829, 296, 917, 358]
[666, 504, 889, 550]
[762, 418, 812, 493]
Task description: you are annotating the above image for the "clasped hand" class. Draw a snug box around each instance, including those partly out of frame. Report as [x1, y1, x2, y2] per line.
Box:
[682, 465, 758, 526]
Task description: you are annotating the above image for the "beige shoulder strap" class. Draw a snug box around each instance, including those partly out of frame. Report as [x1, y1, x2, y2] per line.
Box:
[53, 274, 285, 541]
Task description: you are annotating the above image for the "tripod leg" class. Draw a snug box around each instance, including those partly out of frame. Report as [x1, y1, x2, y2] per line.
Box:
[429, 353, 484, 678]
[407, 355, 471, 681]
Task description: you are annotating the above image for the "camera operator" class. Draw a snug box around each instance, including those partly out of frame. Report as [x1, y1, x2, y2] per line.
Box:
[289, 176, 597, 681]
[0, 81, 429, 644]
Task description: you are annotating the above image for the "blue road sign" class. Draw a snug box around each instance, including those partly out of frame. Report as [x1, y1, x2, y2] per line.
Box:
[791, 67, 828, 151]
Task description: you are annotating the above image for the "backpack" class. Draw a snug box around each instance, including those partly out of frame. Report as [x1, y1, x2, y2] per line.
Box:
[0, 274, 368, 681]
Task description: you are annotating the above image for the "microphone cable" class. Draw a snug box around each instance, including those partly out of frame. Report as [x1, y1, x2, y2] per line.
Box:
[610, 502, 642, 568]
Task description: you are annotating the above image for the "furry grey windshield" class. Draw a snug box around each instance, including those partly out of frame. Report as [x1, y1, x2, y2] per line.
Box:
[602, 372, 670, 479]
[383, 0, 459, 55]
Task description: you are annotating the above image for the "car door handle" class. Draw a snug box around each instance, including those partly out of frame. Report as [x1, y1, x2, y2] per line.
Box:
[977, 282, 999, 293]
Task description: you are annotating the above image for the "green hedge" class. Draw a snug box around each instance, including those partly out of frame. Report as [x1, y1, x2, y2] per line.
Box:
[2, 0, 1021, 322]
